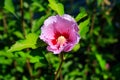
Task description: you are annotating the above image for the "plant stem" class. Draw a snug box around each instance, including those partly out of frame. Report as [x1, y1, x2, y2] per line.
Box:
[26, 59, 33, 79]
[20, 0, 33, 79]
[29, 8, 33, 30]
[3, 12, 8, 34]
[20, 0, 26, 38]
[54, 53, 64, 80]
[59, 69, 63, 80]
[90, 9, 96, 35]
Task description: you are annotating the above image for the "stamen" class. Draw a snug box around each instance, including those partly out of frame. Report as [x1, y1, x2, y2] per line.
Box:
[57, 36, 66, 45]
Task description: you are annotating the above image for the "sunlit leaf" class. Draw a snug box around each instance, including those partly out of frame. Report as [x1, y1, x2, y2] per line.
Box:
[0, 50, 14, 58]
[79, 17, 90, 39]
[48, 0, 64, 15]
[8, 33, 38, 52]
[0, 57, 12, 65]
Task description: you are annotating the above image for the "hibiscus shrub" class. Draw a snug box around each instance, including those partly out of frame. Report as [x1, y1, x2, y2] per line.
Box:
[0, 0, 120, 80]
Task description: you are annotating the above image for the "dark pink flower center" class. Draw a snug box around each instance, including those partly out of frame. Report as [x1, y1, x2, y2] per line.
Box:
[57, 36, 66, 45]
[51, 32, 69, 45]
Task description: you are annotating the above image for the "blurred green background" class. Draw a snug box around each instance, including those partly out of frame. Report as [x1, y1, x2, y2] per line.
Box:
[0, 0, 120, 80]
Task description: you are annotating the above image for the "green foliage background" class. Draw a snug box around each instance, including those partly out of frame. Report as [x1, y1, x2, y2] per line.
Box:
[0, 0, 120, 80]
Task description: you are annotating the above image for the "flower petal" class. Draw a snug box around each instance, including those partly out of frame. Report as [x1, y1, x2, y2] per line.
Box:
[40, 14, 80, 54]
[62, 14, 79, 32]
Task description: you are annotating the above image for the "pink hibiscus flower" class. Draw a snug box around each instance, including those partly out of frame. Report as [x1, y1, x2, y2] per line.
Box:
[40, 14, 80, 54]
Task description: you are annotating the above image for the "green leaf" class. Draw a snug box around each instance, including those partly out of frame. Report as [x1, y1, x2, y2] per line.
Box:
[91, 46, 106, 70]
[0, 13, 3, 20]
[0, 57, 12, 65]
[48, 0, 64, 15]
[30, 48, 48, 64]
[13, 31, 24, 39]
[32, 16, 47, 32]
[73, 43, 80, 52]
[31, 2, 45, 11]
[8, 33, 39, 52]
[34, 62, 47, 70]
[75, 8, 87, 22]
[79, 17, 90, 39]
[0, 50, 14, 58]
[31, 13, 50, 33]
[97, 0, 103, 6]
[95, 53, 106, 70]
[76, 8, 90, 39]
[30, 56, 40, 63]
[4, 0, 16, 16]
[16, 66, 23, 73]
[22, 76, 28, 80]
